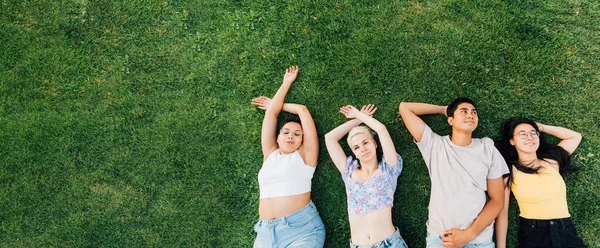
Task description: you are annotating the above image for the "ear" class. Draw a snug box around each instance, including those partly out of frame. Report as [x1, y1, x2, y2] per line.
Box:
[447, 116, 454, 126]
[509, 139, 515, 146]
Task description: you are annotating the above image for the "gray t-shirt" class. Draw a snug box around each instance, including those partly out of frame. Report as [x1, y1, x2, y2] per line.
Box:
[416, 125, 509, 244]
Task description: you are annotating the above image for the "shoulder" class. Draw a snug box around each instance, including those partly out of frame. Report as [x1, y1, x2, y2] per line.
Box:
[475, 137, 497, 151]
[266, 149, 279, 158]
[478, 137, 494, 146]
[343, 156, 359, 176]
[417, 125, 443, 144]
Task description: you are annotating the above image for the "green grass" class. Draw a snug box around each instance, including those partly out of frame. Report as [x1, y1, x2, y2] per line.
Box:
[1, 0, 599, 247]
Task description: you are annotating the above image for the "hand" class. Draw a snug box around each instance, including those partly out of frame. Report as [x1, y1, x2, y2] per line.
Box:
[340, 105, 361, 119]
[251, 96, 271, 110]
[282, 66, 299, 85]
[442, 228, 475, 248]
[535, 121, 545, 132]
[360, 104, 377, 117]
[443, 106, 448, 117]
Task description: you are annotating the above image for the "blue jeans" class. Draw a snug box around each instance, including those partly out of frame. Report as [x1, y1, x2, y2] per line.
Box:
[350, 227, 408, 248]
[426, 232, 494, 248]
[253, 201, 325, 248]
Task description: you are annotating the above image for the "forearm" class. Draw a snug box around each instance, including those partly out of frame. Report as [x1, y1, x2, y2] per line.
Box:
[494, 210, 509, 248]
[282, 103, 306, 114]
[266, 82, 293, 115]
[538, 123, 582, 141]
[400, 102, 446, 116]
[467, 198, 504, 238]
[325, 119, 362, 142]
[353, 111, 386, 133]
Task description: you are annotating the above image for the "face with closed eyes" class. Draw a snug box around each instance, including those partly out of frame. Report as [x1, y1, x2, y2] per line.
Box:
[277, 122, 303, 154]
[349, 133, 378, 163]
[510, 123, 540, 155]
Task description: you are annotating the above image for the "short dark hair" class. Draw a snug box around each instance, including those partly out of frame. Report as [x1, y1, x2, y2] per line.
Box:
[277, 117, 302, 135]
[283, 117, 301, 126]
[446, 97, 477, 117]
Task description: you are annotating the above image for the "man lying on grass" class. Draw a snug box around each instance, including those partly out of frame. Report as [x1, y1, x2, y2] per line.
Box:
[399, 97, 508, 248]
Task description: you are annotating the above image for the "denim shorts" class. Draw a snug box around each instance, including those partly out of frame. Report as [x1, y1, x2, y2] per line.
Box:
[253, 201, 325, 248]
[426, 232, 494, 248]
[350, 227, 408, 248]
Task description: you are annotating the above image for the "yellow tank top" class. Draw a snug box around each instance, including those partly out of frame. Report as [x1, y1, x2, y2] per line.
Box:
[511, 164, 570, 219]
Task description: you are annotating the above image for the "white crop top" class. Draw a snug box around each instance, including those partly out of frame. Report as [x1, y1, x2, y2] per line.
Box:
[258, 149, 315, 199]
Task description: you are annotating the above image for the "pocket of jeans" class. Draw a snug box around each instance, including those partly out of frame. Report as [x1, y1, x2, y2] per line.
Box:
[518, 226, 540, 246]
[285, 216, 313, 229]
[253, 221, 260, 232]
[564, 225, 583, 240]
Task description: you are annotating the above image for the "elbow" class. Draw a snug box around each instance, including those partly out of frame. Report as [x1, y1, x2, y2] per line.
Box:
[297, 105, 308, 112]
[297, 105, 309, 115]
[324, 132, 336, 142]
[399, 102, 407, 112]
[500, 203, 509, 215]
[372, 125, 388, 135]
[574, 132, 583, 142]
[398, 102, 411, 116]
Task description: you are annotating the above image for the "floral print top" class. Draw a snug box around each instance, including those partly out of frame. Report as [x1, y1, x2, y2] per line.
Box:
[342, 153, 403, 215]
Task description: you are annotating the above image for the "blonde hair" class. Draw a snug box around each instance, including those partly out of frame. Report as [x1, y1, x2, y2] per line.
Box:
[347, 125, 375, 145]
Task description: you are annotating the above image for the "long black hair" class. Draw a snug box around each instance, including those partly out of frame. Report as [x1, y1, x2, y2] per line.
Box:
[495, 118, 576, 187]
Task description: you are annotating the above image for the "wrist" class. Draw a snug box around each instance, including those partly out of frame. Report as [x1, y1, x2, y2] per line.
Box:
[465, 228, 477, 241]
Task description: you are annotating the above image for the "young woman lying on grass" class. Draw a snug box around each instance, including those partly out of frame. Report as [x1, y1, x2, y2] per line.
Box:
[250, 66, 325, 247]
[495, 118, 586, 248]
[325, 104, 408, 248]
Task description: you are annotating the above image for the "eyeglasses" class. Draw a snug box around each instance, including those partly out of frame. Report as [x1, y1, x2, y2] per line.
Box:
[514, 131, 540, 139]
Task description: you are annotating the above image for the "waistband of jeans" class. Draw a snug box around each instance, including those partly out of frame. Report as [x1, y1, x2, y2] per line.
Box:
[350, 227, 402, 248]
[519, 217, 573, 228]
[259, 201, 318, 227]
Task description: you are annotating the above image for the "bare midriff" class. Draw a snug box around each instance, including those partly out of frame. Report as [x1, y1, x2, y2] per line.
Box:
[258, 192, 311, 220]
[348, 207, 396, 246]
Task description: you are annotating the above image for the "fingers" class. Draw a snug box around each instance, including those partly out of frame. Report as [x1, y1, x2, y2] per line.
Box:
[339, 105, 351, 113]
[251, 96, 265, 105]
[360, 104, 377, 116]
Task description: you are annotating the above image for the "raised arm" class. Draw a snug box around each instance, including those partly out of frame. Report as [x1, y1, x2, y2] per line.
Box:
[537, 122, 582, 155]
[340, 105, 397, 165]
[399, 102, 447, 142]
[494, 178, 511, 248]
[325, 105, 377, 172]
[260, 66, 298, 158]
[252, 96, 305, 113]
[296, 105, 318, 167]
[252, 96, 317, 166]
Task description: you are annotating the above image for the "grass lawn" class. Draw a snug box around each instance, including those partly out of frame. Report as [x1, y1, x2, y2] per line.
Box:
[1, 0, 599, 247]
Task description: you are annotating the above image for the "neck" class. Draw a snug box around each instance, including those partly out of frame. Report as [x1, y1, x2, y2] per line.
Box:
[359, 159, 379, 174]
[518, 153, 539, 166]
[451, 130, 473, 146]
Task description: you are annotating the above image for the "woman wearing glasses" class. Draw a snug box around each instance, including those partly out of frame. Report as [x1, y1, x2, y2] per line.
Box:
[494, 118, 586, 248]
[250, 66, 325, 247]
